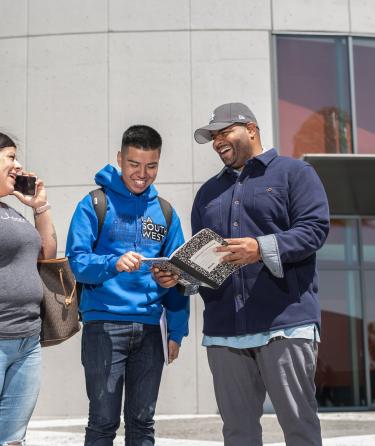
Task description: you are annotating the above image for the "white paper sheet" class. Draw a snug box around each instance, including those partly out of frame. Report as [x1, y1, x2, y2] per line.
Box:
[160, 307, 168, 366]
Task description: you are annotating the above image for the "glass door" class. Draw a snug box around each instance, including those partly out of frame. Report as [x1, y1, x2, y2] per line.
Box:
[361, 219, 375, 406]
[316, 219, 366, 407]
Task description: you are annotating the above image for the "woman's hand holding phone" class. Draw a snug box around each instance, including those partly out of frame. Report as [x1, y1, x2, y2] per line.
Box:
[13, 172, 48, 211]
[14, 175, 37, 196]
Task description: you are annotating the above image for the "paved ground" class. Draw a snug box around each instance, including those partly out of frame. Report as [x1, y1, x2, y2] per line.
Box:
[27, 412, 375, 445]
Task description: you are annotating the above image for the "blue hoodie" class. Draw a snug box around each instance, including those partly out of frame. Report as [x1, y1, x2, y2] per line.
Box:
[66, 164, 189, 344]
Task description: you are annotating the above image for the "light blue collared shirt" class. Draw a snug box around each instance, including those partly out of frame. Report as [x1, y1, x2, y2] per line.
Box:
[202, 323, 320, 348]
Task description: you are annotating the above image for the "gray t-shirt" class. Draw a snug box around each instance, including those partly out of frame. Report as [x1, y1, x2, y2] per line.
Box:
[0, 202, 43, 338]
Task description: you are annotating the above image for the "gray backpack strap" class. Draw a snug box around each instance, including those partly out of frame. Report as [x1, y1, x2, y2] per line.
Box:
[89, 188, 107, 249]
[158, 196, 173, 229]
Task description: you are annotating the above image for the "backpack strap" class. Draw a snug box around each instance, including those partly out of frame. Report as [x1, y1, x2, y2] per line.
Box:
[157, 196, 188, 295]
[89, 188, 107, 249]
[76, 188, 107, 317]
[88, 190, 172, 248]
[158, 196, 173, 229]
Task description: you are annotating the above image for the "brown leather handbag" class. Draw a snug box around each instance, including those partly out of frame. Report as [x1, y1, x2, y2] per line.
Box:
[37, 257, 81, 347]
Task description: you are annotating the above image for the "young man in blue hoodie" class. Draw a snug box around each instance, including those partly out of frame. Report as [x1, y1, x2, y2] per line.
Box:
[192, 103, 329, 446]
[66, 125, 189, 446]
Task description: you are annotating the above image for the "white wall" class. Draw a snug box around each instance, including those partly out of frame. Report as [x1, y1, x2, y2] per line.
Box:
[0, 0, 372, 416]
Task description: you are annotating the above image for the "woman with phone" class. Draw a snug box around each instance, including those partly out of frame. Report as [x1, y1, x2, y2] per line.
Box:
[0, 132, 57, 445]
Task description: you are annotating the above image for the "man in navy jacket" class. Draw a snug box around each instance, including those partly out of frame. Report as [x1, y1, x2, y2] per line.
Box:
[192, 103, 329, 446]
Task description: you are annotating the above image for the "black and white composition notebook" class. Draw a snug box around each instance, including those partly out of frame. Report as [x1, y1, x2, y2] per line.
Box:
[142, 228, 240, 289]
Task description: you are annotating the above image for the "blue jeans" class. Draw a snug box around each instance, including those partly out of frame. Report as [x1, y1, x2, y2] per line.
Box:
[0, 335, 41, 446]
[82, 321, 164, 446]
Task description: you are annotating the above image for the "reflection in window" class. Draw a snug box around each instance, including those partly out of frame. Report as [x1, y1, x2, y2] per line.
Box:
[353, 38, 375, 154]
[361, 220, 375, 265]
[317, 271, 366, 407]
[363, 272, 375, 404]
[276, 34, 375, 409]
[317, 219, 358, 267]
[369, 320, 375, 405]
[276, 36, 352, 158]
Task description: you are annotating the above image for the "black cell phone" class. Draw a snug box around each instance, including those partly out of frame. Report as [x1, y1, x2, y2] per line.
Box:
[14, 175, 37, 196]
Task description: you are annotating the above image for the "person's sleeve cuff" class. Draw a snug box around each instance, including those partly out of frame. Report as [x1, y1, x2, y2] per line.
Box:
[168, 332, 183, 345]
[108, 256, 120, 275]
[176, 283, 200, 296]
[256, 234, 284, 278]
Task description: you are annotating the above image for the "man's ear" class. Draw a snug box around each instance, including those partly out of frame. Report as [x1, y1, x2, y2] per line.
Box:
[117, 150, 122, 167]
[246, 122, 257, 140]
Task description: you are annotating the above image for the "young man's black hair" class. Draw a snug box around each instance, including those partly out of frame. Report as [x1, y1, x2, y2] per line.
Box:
[121, 125, 162, 152]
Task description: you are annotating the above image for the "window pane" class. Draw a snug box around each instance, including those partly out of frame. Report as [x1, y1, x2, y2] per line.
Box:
[364, 271, 375, 404]
[353, 38, 375, 154]
[317, 219, 358, 267]
[277, 36, 352, 158]
[361, 219, 375, 265]
[316, 270, 366, 407]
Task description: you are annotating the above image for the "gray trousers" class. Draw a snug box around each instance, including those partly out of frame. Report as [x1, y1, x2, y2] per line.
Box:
[207, 338, 322, 446]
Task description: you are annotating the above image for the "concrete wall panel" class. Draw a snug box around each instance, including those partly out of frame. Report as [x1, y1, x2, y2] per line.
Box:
[272, 0, 350, 32]
[190, 184, 220, 413]
[109, 0, 189, 31]
[191, 0, 271, 30]
[155, 183, 193, 238]
[158, 296, 197, 414]
[28, 0, 108, 35]
[109, 32, 193, 184]
[34, 332, 87, 417]
[191, 30, 273, 183]
[0, 0, 27, 37]
[350, 0, 375, 33]
[27, 34, 108, 186]
[0, 38, 27, 153]
[195, 296, 218, 413]
[37, 185, 94, 255]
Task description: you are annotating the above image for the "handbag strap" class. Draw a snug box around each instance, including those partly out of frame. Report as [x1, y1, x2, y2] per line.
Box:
[58, 267, 77, 307]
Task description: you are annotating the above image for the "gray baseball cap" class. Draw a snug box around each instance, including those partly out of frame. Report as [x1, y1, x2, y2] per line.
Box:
[194, 102, 258, 144]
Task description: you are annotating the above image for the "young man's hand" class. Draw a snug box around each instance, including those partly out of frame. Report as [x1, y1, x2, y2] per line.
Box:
[168, 340, 180, 363]
[151, 267, 179, 288]
[116, 251, 143, 272]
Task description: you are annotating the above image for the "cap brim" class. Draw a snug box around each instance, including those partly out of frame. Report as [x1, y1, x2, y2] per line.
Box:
[194, 122, 233, 144]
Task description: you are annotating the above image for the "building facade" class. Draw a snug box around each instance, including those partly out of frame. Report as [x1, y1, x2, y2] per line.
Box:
[0, 0, 374, 415]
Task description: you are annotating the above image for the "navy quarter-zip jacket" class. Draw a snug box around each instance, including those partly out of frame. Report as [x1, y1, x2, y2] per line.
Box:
[191, 148, 330, 336]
